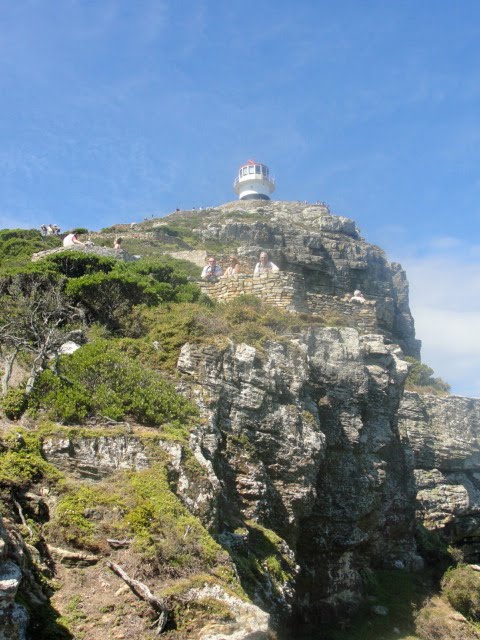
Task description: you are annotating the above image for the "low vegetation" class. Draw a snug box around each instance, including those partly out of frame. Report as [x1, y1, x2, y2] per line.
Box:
[0, 225, 461, 640]
[404, 356, 451, 395]
[0, 228, 61, 270]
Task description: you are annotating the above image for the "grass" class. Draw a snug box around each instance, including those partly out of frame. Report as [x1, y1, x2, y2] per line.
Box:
[0, 428, 63, 488]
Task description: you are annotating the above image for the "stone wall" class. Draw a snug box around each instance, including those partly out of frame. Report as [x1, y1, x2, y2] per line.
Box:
[200, 273, 305, 311]
[306, 292, 379, 333]
[200, 272, 380, 333]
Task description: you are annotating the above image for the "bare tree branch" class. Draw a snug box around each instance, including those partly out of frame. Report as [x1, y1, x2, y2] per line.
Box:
[0, 275, 84, 397]
[106, 561, 169, 633]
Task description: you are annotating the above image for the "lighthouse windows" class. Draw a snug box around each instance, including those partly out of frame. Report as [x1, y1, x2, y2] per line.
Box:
[255, 165, 261, 174]
[262, 166, 267, 176]
[248, 166, 254, 174]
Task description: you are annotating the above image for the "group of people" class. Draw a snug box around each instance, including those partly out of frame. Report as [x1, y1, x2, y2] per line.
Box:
[40, 223, 60, 236]
[201, 251, 280, 281]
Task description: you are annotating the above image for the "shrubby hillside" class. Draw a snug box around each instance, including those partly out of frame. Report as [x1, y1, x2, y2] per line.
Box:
[0, 208, 477, 640]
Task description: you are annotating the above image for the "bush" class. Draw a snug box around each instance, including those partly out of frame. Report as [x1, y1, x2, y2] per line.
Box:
[1, 388, 27, 420]
[405, 357, 451, 394]
[0, 429, 61, 487]
[30, 341, 197, 426]
[0, 229, 61, 271]
[42, 252, 115, 278]
[441, 565, 480, 620]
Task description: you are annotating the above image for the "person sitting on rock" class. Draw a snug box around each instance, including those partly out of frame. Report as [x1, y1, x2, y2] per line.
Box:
[223, 255, 240, 277]
[114, 237, 123, 250]
[63, 232, 85, 248]
[254, 251, 279, 275]
[350, 289, 366, 304]
[201, 256, 223, 281]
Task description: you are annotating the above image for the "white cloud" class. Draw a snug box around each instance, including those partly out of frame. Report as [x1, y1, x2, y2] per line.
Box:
[401, 254, 480, 398]
[428, 236, 463, 250]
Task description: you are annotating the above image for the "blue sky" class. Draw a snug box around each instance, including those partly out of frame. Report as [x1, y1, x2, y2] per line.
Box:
[1, 0, 480, 397]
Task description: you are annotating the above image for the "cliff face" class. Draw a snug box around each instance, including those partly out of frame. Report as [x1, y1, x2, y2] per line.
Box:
[177, 328, 421, 623]
[2, 200, 479, 639]
[399, 392, 480, 561]
[166, 200, 421, 357]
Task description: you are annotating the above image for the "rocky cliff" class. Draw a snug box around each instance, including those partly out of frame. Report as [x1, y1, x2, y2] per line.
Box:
[1, 199, 478, 639]
[164, 200, 421, 357]
[399, 392, 480, 561]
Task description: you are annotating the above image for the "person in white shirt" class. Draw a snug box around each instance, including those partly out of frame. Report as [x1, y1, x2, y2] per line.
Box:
[201, 256, 223, 280]
[63, 233, 85, 247]
[350, 289, 366, 304]
[254, 251, 279, 275]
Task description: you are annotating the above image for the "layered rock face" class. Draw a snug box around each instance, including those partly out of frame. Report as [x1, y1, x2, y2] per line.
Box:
[6, 200, 479, 638]
[399, 392, 480, 560]
[178, 327, 421, 623]
[168, 200, 421, 357]
[0, 514, 48, 640]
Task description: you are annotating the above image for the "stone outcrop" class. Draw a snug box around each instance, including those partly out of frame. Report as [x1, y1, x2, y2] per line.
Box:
[164, 200, 421, 357]
[399, 392, 480, 560]
[178, 327, 421, 622]
[0, 513, 47, 640]
[42, 434, 150, 479]
[31, 244, 137, 262]
[5, 199, 480, 637]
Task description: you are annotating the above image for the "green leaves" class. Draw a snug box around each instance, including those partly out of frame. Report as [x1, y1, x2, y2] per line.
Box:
[31, 341, 197, 426]
[405, 356, 451, 393]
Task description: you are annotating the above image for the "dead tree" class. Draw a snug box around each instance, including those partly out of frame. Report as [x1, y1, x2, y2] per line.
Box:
[106, 561, 169, 633]
[0, 275, 83, 397]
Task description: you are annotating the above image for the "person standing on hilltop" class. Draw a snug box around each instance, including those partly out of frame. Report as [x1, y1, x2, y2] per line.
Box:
[254, 251, 279, 275]
[201, 256, 223, 281]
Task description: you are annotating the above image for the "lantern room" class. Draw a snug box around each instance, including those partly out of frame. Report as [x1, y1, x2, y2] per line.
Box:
[233, 160, 275, 201]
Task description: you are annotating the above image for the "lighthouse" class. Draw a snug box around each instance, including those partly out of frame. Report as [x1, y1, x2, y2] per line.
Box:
[233, 160, 275, 201]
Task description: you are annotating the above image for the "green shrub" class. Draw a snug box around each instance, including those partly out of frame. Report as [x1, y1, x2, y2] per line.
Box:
[125, 465, 224, 570]
[65, 271, 168, 330]
[30, 341, 197, 426]
[405, 357, 451, 394]
[60, 257, 201, 331]
[0, 429, 61, 487]
[0, 229, 61, 271]
[42, 252, 115, 278]
[49, 464, 226, 571]
[1, 388, 28, 420]
[69, 227, 89, 236]
[441, 565, 480, 620]
[50, 485, 123, 549]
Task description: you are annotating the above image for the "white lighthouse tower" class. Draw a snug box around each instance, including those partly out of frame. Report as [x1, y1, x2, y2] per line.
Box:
[233, 160, 275, 201]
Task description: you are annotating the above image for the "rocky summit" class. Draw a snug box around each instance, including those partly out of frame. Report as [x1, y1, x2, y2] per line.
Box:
[0, 199, 479, 639]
